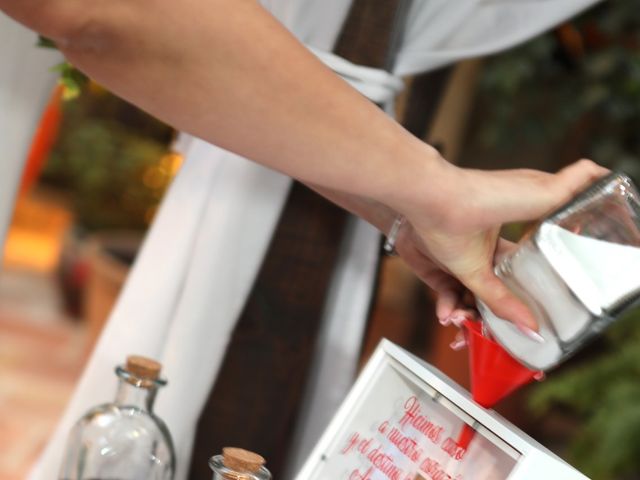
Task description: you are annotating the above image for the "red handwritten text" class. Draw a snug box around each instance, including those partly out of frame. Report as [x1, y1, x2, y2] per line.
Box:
[399, 396, 445, 444]
[420, 457, 463, 480]
[341, 432, 373, 456]
[366, 446, 404, 480]
[387, 426, 423, 462]
[441, 437, 466, 460]
[349, 467, 373, 480]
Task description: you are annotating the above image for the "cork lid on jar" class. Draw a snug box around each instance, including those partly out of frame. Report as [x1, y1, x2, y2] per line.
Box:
[123, 355, 163, 387]
[223, 447, 265, 473]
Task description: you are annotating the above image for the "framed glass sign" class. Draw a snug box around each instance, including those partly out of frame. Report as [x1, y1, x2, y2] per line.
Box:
[296, 340, 589, 480]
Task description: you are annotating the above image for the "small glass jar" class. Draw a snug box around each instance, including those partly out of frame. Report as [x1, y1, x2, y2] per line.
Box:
[209, 448, 271, 480]
[59, 355, 176, 480]
[480, 172, 640, 370]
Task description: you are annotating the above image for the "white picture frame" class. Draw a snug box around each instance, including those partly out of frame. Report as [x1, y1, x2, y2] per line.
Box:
[295, 339, 588, 480]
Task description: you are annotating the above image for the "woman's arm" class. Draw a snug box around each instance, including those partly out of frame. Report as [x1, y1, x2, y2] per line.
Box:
[0, 0, 607, 330]
[1, 0, 446, 214]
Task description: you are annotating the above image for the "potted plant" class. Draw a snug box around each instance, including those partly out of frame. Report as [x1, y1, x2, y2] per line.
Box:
[40, 81, 175, 351]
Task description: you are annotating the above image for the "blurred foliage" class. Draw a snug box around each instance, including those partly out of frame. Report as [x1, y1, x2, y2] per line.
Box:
[52, 62, 89, 100]
[42, 86, 176, 232]
[476, 3, 640, 478]
[530, 310, 640, 479]
[477, 2, 640, 177]
[37, 36, 57, 49]
[37, 36, 88, 99]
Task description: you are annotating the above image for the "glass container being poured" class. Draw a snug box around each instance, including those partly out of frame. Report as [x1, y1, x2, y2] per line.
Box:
[209, 448, 271, 480]
[479, 172, 640, 371]
[59, 355, 176, 480]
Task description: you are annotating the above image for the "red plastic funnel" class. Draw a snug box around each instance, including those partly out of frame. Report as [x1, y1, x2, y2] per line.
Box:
[456, 423, 476, 451]
[463, 320, 541, 407]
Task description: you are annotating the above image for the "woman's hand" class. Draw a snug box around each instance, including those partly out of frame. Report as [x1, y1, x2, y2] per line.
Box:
[395, 159, 609, 333]
[310, 158, 607, 333]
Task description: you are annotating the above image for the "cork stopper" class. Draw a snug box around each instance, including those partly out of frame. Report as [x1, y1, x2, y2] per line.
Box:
[223, 447, 265, 473]
[125, 355, 162, 381]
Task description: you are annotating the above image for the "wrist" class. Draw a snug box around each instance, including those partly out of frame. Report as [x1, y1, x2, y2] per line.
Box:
[383, 215, 405, 255]
[306, 183, 399, 234]
[380, 137, 456, 229]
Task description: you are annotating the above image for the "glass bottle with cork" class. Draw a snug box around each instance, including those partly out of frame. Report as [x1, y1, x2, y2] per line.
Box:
[59, 355, 176, 480]
[209, 447, 271, 480]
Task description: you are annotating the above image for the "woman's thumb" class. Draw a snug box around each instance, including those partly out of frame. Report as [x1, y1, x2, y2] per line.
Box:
[465, 266, 543, 340]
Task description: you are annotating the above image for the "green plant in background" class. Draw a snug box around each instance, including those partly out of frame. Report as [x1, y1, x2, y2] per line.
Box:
[530, 311, 640, 479]
[37, 35, 176, 232]
[42, 85, 176, 232]
[477, 2, 640, 177]
[472, 3, 640, 479]
[37, 36, 89, 99]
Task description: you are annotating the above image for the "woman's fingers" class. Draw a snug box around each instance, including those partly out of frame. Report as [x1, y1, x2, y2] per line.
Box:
[435, 288, 460, 323]
[461, 264, 538, 332]
[554, 159, 610, 199]
[449, 330, 467, 351]
[460, 159, 609, 227]
[495, 238, 518, 260]
[441, 308, 477, 327]
[397, 158, 606, 334]
[513, 159, 608, 220]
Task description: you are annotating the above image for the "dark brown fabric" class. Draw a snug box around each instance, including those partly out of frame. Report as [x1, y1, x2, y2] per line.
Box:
[334, 0, 407, 68]
[187, 184, 348, 478]
[402, 67, 453, 138]
[187, 2, 411, 478]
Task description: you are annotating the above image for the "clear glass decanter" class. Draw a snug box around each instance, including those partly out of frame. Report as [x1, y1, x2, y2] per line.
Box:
[59, 355, 176, 480]
[480, 172, 640, 370]
[209, 448, 271, 480]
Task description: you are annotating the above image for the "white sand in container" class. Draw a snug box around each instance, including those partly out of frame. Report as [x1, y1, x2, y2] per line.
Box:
[482, 223, 640, 371]
[538, 222, 640, 316]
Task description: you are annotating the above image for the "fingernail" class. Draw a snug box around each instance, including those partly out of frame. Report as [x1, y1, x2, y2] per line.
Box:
[449, 314, 468, 328]
[439, 316, 452, 326]
[517, 324, 545, 343]
[533, 371, 546, 381]
[449, 339, 467, 351]
[450, 313, 473, 327]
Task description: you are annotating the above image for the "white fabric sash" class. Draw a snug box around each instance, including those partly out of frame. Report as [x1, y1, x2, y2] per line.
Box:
[309, 46, 405, 109]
